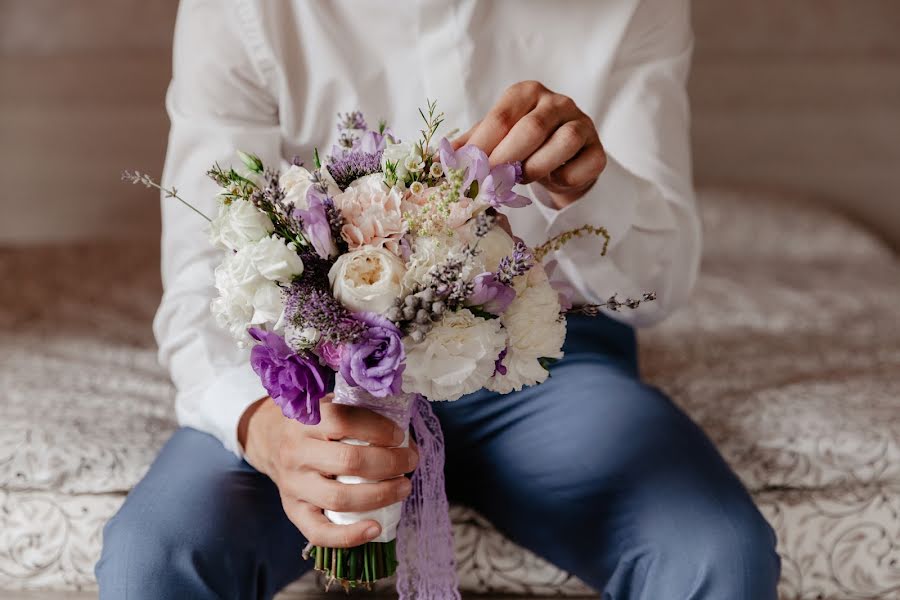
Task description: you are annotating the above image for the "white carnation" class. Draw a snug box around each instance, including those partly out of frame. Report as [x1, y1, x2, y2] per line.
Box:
[488, 266, 566, 394]
[403, 309, 506, 401]
[208, 200, 274, 251]
[210, 242, 293, 343]
[477, 226, 516, 272]
[249, 236, 305, 283]
[329, 246, 406, 314]
[401, 234, 484, 294]
[280, 165, 315, 210]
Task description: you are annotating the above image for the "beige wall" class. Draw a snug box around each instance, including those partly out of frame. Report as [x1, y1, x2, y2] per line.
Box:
[1, 0, 899, 248]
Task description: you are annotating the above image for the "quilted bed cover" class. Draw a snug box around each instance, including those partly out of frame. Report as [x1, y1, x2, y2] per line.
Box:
[1, 189, 898, 599]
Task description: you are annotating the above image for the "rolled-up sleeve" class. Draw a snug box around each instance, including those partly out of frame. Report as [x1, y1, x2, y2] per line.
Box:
[530, 0, 700, 327]
[152, 0, 281, 456]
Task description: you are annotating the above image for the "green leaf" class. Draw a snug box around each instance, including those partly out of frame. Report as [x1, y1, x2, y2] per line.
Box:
[538, 357, 559, 371]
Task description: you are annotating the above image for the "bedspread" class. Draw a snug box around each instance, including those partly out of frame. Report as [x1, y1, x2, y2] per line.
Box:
[1, 189, 898, 598]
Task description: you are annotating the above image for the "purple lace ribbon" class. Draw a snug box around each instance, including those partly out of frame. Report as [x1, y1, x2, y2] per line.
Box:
[331, 379, 460, 599]
[395, 396, 461, 600]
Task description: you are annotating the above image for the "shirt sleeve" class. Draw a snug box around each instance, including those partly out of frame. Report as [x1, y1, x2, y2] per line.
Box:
[528, 0, 701, 327]
[152, 0, 281, 456]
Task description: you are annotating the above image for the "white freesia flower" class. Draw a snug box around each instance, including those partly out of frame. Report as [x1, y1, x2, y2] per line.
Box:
[381, 141, 420, 185]
[401, 234, 484, 294]
[403, 309, 506, 401]
[280, 165, 315, 210]
[488, 264, 566, 394]
[208, 200, 274, 251]
[249, 236, 305, 283]
[329, 246, 406, 314]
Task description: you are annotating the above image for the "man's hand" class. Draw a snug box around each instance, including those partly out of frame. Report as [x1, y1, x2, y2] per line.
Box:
[240, 397, 417, 548]
[456, 80, 606, 208]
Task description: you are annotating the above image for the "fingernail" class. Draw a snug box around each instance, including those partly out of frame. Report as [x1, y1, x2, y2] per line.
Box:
[400, 478, 413, 497]
[365, 525, 380, 539]
[392, 428, 405, 445]
[408, 450, 418, 471]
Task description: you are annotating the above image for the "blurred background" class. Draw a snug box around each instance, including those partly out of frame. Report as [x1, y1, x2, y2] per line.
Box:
[1, 0, 899, 248]
[2, 3, 899, 600]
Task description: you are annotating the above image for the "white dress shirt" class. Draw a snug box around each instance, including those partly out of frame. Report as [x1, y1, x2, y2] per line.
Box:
[155, 0, 701, 456]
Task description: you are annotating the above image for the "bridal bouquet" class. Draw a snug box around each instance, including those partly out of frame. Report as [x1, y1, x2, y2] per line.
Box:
[125, 102, 652, 597]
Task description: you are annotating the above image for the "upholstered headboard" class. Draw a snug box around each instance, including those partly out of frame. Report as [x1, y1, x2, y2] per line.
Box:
[1, 0, 898, 248]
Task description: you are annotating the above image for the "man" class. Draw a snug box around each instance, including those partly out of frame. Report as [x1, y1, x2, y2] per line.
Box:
[97, 1, 780, 598]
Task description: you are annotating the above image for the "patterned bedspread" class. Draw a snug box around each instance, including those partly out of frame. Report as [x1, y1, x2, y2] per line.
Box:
[1, 189, 898, 598]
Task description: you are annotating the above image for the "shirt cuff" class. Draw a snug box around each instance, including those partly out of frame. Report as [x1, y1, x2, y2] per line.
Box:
[175, 363, 267, 459]
[526, 156, 640, 250]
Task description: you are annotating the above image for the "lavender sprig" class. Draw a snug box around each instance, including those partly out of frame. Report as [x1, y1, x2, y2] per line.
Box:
[122, 170, 211, 222]
[497, 241, 534, 285]
[569, 292, 658, 316]
[337, 110, 368, 132]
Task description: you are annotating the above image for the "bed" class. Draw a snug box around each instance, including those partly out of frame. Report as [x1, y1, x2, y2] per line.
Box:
[1, 189, 898, 599]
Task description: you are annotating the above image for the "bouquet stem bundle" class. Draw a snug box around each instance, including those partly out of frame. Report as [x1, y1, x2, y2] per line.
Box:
[309, 540, 398, 590]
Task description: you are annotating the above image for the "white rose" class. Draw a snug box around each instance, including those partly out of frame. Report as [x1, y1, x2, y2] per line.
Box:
[488, 268, 566, 394]
[208, 199, 274, 251]
[210, 244, 288, 342]
[249, 236, 305, 283]
[280, 165, 315, 210]
[329, 247, 406, 314]
[403, 309, 506, 401]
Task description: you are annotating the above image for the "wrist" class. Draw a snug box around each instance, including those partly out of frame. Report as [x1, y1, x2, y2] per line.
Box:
[239, 397, 279, 476]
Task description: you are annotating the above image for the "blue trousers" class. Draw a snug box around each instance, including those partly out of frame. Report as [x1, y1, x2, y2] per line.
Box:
[96, 315, 780, 599]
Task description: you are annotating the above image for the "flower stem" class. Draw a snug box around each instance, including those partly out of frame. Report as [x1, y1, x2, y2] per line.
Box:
[310, 540, 397, 588]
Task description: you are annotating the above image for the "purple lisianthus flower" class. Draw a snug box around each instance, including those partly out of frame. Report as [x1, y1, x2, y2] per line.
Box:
[249, 328, 333, 425]
[340, 313, 405, 398]
[467, 272, 517, 315]
[295, 191, 337, 260]
[439, 138, 489, 192]
[479, 163, 532, 208]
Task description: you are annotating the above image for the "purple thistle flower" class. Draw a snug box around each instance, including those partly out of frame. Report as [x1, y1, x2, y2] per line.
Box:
[284, 272, 366, 345]
[327, 150, 384, 191]
[339, 312, 405, 398]
[498, 241, 535, 285]
[248, 328, 333, 425]
[467, 272, 517, 315]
